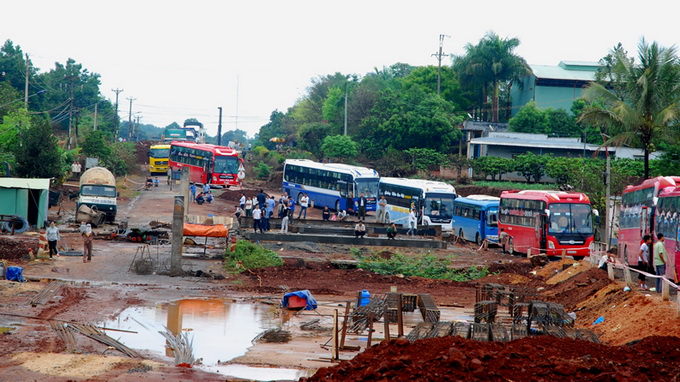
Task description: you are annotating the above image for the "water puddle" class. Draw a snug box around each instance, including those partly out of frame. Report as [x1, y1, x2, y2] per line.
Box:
[101, 299, 312, 380]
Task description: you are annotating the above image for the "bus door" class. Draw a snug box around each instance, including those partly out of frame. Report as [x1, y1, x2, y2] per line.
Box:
[640, 207, 649, 238]
[535, 214, 546, 253]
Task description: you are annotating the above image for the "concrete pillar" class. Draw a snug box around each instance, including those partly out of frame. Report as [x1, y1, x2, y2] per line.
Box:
[180, 167, 190, 219]
[170, 195, 184, 276]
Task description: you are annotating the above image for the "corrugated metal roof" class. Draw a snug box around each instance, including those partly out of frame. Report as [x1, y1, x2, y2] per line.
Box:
[531, 62, 599, 82]
[0, 178, 51, 190]
[470, 136, 599, 151]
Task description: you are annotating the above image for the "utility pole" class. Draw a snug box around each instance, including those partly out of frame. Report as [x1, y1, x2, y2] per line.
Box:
[24, 54, 30, 107]
[65, 75, 79, 150]
[217, 107, 223, 145]
[135, 115, 141, 142]
[344, 82, 348, 136]
[432, 34, 450, 96]
[127, 97, 136, 141]
[93, 102, 99, 131]
[112, 88, 123, 139]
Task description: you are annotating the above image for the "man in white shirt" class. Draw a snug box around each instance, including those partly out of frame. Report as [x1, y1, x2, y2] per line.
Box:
[252, 204, 263, 233]
[377, 196, 387, 223]
[298, 193, 309, 219]
[637, 235, 652, 289]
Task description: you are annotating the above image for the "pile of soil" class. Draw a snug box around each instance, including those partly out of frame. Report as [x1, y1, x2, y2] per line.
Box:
[0, 237, 37, 261]
[218, 188, 264, 203]
[542, 268, 613, 311]
[455, 185, 504, 198]
[303, 335, 680, 381]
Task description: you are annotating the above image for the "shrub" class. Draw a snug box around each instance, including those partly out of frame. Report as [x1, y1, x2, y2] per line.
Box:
[255, 162, 272, 179]
[224, 240, 282, 273]
[354, 252, 489, 281]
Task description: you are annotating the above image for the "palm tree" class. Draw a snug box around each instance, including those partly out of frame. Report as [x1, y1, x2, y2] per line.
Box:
[579, 39, 680, 179]
[454, 32, 531, 122]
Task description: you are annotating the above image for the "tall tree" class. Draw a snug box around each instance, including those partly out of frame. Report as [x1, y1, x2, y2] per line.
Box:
[454, 32, 531, 122]
[14, 119, 63, 178]
[580, 39, 680, 178]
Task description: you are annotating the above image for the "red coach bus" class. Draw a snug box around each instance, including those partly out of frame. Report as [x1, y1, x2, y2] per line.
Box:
[655, 186, 680, 281]
[169, 142, 243, 187]
[618, 177, 680, 266]
[498, 190, 595, 259]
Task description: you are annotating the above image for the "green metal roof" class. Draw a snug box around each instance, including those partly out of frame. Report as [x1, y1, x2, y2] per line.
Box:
[530, 61, 600, 82]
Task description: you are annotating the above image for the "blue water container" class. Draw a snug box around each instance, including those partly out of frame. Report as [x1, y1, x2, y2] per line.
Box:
[359, 290, 370, 306]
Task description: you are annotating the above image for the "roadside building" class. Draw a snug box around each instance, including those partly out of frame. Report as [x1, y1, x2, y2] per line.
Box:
[0, 178, 51, 229]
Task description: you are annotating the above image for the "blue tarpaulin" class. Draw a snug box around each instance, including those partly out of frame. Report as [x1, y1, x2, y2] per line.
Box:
[281, 290, 317, 310]
[5, 266, 25, 282]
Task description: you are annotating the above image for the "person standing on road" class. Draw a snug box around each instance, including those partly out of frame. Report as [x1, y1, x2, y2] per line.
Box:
[257, 189, 267, 209]
[357, 193, 367, 220]
[638, 234, 652, 290]
[245, 197, 253, 217]
[266, 196, 276, 220]
[288, 196, 296, 222]
[654, 233, 668, 293]
[190, 183, 197, 203]
[280, 213, 289, 233]
[377, 195, 387, 223]
[252, 204, 264, 233]
[407, 209, 417, 236]
[82, 223, 93, 263]
[260, 204, 269, 231]
[46, 221, 60, 258]
[202, 183, 210, 194]
[239, 193, 246, 210]
[298, 193, 309, 219]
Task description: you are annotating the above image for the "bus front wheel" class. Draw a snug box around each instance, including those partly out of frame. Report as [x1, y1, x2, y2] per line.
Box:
[458, 229, 465, 242]
[335, 200, 340, 212]
[475, 233, 482, 246]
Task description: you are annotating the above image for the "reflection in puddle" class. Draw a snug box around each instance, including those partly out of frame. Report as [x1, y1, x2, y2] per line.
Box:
[101, 299, 309, 380]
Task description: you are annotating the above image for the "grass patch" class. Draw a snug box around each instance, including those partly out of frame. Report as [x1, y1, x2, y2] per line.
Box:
[224, 240, 283, 273]
[473, 181, 558, 191]
[354, 251, 489, 281]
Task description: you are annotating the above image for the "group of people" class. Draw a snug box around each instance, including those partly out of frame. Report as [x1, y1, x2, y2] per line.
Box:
[190, 182, 214, 205]
[637, 233, 669, 292]
[44, 221, 94, 263]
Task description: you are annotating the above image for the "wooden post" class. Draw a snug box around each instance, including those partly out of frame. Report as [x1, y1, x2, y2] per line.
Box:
[367, 312, 374, 348]
[340, 302, 351, 349]
[607, 262, 615, 281]
[169, 195, 184, 276]
[562, 249, 566, 261]
[383, 312, 390, 341]
[662, 278, 670, 301]
[332, 309, 339, 360]
[397, 293, 404, 338]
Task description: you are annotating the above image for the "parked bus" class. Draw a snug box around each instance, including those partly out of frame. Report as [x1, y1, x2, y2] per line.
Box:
[148, 144, 170, 175]
[282, 159, 379, 213]
[378, 177, 457, 230]
[655, 186, 680, 281]
[498, 190, 594, 258]
[169, 142, 242, 187]
[619, 176, 680, 265]
[451, 195, 500, 245]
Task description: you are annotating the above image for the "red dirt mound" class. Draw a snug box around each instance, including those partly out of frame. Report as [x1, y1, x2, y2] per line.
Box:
[542, 268, 614, 311]
[0, 237, 37, 262]
[303, 335, 680, 381]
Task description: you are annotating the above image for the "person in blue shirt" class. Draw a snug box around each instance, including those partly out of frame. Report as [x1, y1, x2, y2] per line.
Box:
[266, 196, 276, 219]
[287, 196, 296, 222]
[189, 183, 197, 203]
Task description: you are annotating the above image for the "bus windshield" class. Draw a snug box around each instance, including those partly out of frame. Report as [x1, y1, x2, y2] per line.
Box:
[149, 148, 169, 158]
[424, 193, 455, 220]
[548, 203, 593, 234]
[487, 207, 498, 227]
[213, 156, 240, 174]
[355, 178, 379, 198]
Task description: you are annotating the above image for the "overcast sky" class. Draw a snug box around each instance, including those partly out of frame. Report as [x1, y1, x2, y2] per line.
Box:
[5, 1, 678, 139]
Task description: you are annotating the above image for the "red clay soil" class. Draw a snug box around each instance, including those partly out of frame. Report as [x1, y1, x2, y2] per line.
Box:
[0, 237, 37, 262]
[304, 335, 680, 382]
[237, 258, 478, 306]
[542, 268, 614, 311]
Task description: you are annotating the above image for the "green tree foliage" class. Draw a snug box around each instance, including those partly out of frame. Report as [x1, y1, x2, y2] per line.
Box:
[355, 251, 489, 281]
[546, 109, 580, 137]
[514, 152, 550, 183]
[13, 119, 63, 178]
[472, 156, 513, 181]
[454, 32, 530, 122]
[580, 39, 680, 179]
[321, 135, 358, 160]
[297, 122, 330, 158]
[545, 156, 583, 185]
[404, 148, 449, 172]
[81, 130, 111, 160]
[508, 101, 548, 133]
[220, 129, 249, 146]
[104, 142, 137, 176]
[256, 110, 287, 150]
[255, 162, 272, 180]
[402, 66, 469, 110]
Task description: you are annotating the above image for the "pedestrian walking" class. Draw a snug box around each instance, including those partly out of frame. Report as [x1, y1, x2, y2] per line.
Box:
[298, 193, 309, 219]
[82, 223, 93, 263]
[654, 233, 668, 293]
[46, 221, 60, 258]
[407, 209, 417, 236]
[638, 235, 652, 290]
[377, 195, 387, 223]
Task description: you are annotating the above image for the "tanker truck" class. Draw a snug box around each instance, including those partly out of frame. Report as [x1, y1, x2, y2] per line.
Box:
[76, 167, 117, 224]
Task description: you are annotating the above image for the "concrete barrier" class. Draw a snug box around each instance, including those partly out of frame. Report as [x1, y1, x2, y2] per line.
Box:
[244, 232, 446, 249]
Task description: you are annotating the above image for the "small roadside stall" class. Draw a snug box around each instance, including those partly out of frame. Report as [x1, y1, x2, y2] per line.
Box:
[0, 178, 50, 231]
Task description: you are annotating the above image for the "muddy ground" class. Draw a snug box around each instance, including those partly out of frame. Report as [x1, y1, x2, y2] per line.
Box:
[0, 172, 679, 381]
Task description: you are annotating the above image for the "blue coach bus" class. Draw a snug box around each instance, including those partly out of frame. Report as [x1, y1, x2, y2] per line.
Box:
[451, 195, 500, 245]
[282, 159, 379, 213]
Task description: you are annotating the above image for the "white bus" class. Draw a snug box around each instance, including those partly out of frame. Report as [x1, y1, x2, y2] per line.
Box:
[282, 159, 380, 213]
[378, 177, 457, 230]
